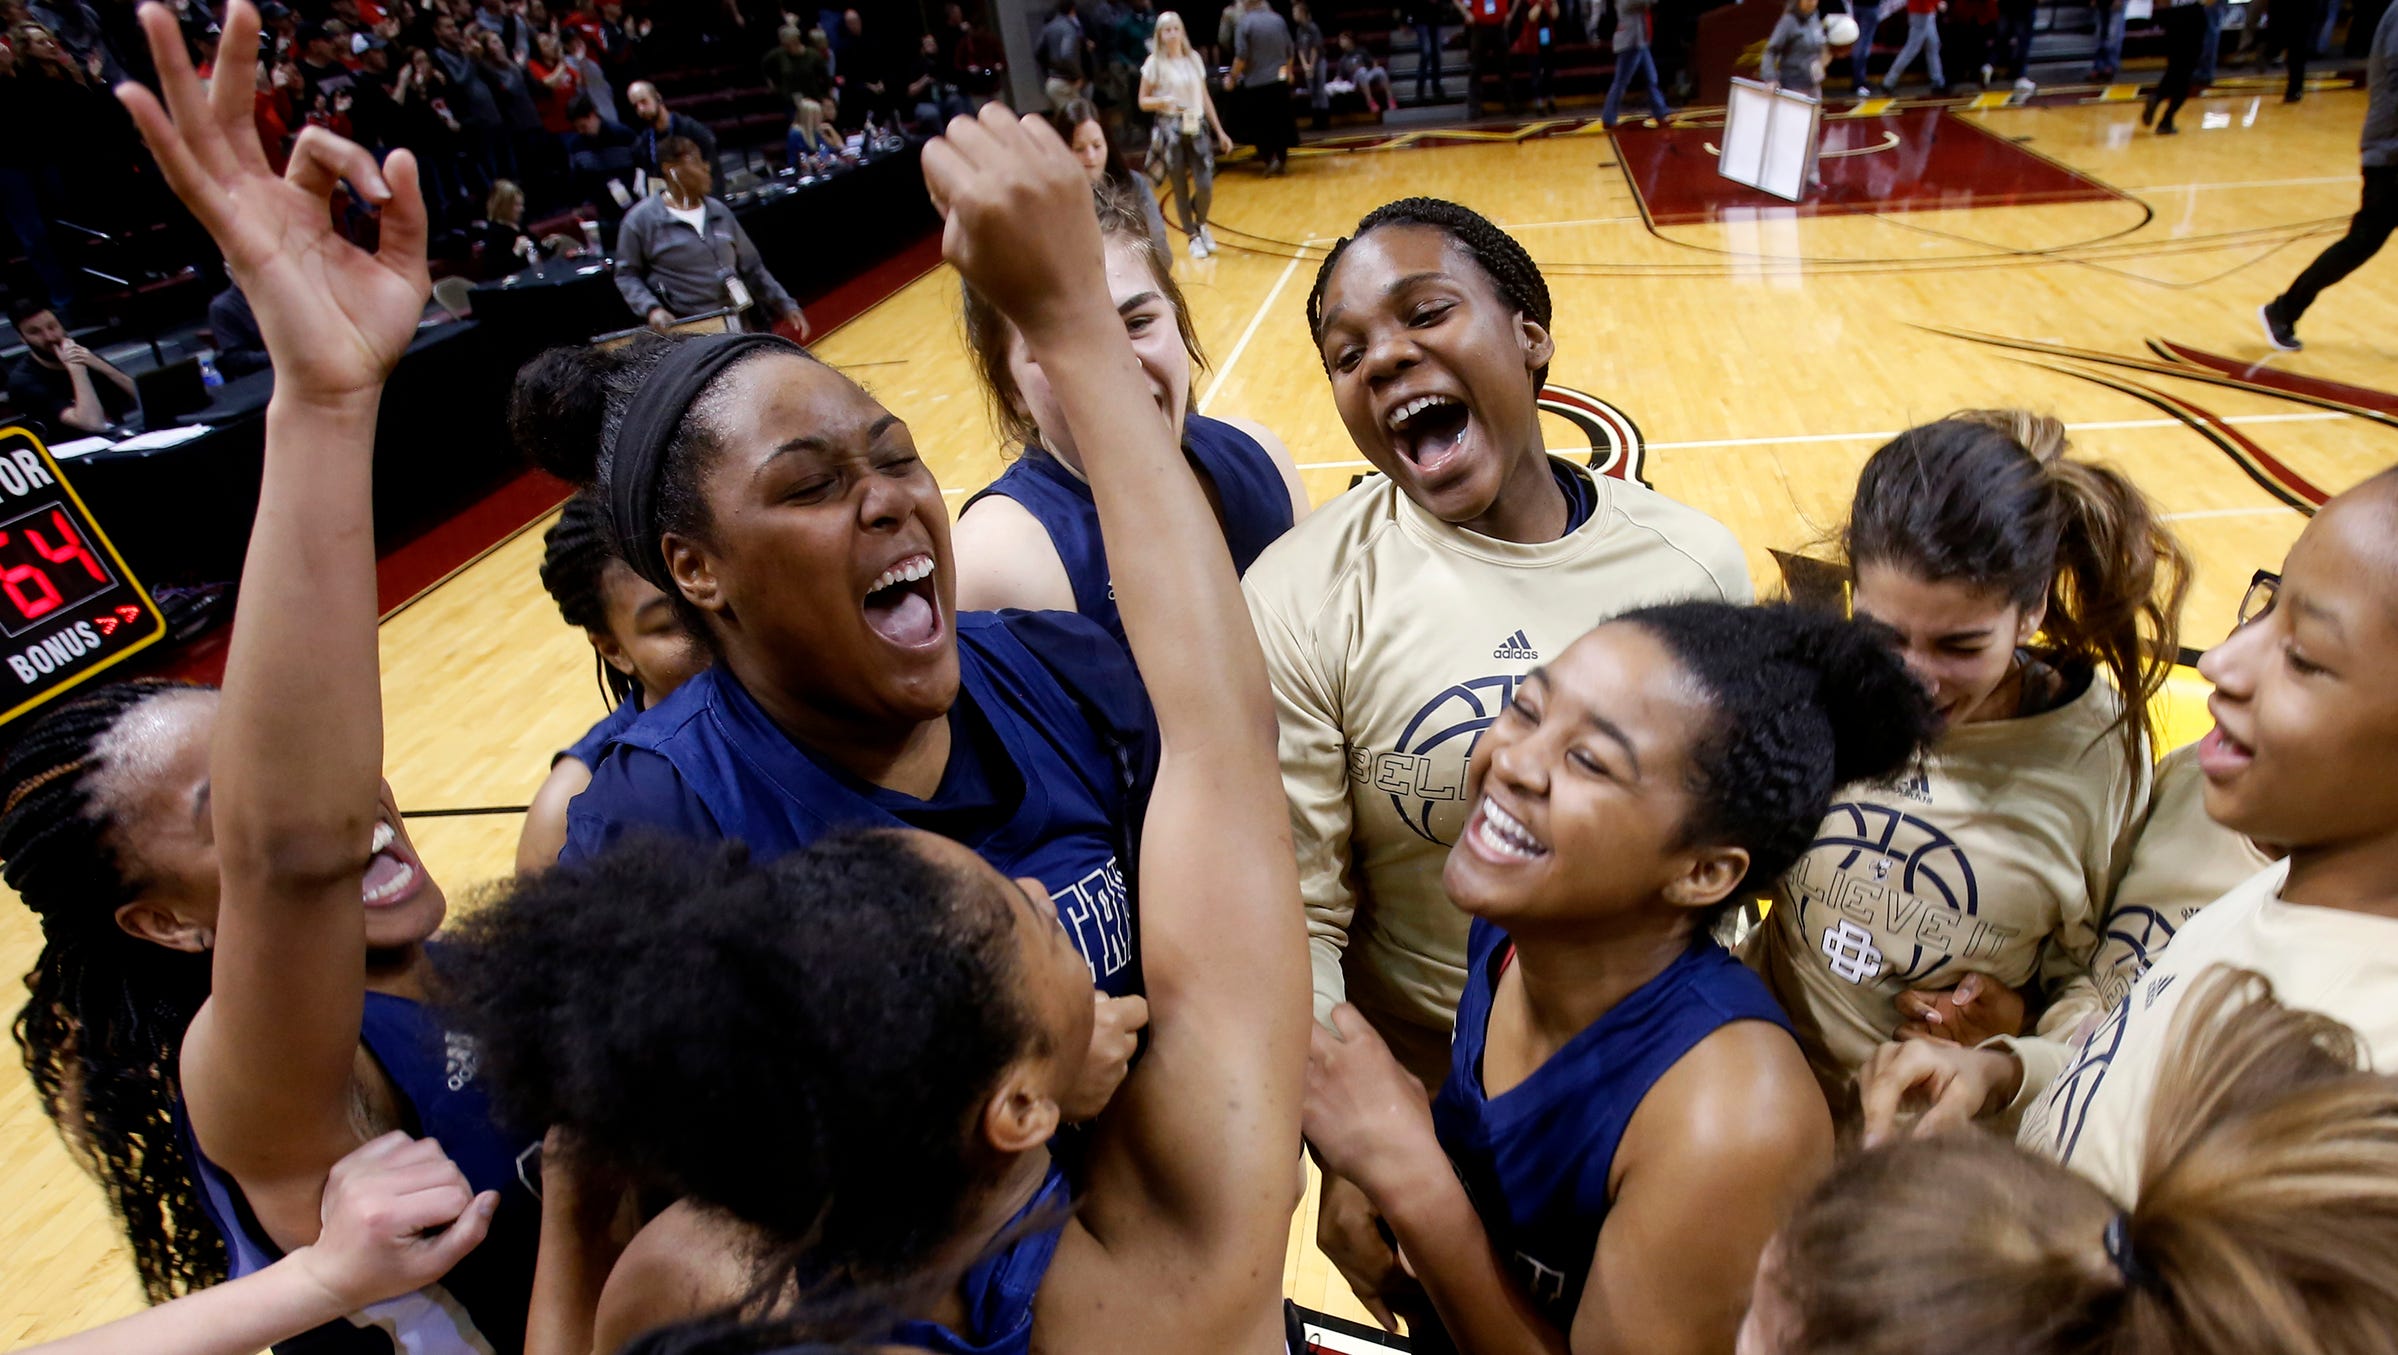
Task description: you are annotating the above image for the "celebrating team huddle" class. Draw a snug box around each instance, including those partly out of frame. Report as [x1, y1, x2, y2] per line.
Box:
[11, 5, 2398, 1355]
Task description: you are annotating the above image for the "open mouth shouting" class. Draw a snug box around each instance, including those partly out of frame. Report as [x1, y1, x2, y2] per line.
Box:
[363, 817, 426, 909]
[1386, 392, 1474, 484]
[863, 551, 944, 651]
[2196, 717, 2255, 782]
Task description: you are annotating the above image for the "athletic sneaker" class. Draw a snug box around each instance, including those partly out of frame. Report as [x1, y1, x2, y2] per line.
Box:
[2259, 300, 2303, 352]
[1190, 233, 1212, 261]
[2014, 76, 2037, 95]
[1198, 225, 1217, 255]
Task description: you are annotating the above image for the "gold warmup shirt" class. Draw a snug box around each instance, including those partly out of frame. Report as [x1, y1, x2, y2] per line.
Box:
[1243, 459, 1751, 1071]
[2017, 859, 2398, 1203]
[1750, 677, 2151, 1093]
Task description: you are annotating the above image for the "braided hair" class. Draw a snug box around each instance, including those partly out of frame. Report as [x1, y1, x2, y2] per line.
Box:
[539, 493, 641, 709]
[3, 680, 225, 1301]
[1305, 197, 1554, 387]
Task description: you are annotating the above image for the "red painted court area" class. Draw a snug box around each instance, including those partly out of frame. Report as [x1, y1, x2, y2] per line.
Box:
[1612, 108, 2128, 226]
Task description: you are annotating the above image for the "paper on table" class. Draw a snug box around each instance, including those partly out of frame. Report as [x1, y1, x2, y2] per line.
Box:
[49, 436, 115, 459]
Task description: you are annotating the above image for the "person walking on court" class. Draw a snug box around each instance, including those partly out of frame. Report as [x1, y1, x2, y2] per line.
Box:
[1604, 0, 1671, 124]
[2145, 0, 2213, 133]
[1880, 0, 1946, 93]
[1230, 0, 1297, 173]
[2261, 0, 2397, 350]
[1765, 0, 1832, 95]
[1141, 12, 1233, 256]
[1410, 0, 1450, 100]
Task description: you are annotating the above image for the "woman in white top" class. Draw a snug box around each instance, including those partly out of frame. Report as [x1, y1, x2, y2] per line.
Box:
[1138, 11, 1233, 259]
[1748, 409, 2191, 1111]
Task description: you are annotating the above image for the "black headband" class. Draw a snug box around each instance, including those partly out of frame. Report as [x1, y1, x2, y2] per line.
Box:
[607, 331, 801, 592]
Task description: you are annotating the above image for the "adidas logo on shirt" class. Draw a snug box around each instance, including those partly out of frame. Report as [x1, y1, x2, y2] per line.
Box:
[1493, 630, 1539, 660]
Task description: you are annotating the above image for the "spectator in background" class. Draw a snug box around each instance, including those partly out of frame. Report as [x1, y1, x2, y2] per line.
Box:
[564, 94, 639, 208]
[563, 27, 617, 120]
[778, 27, 841, 159]
[944, 1, 1008, 103]
[526, 28, 580, 133]
[1460, 0, 1513, 115]
[1293, 0, 1330, 130]
[433, 11, 507, 192]
[469, 178, 551, 277]
[343, 33, 400, 151]
[1603, 0, 1669, 125]
[1512, 0, 1558, 114]
[26, 0, 116, 84]
[1141, 8, 1230, 257]
[474, 25, 546, 187]
[1994, 0, 2037, 88]
[0, 37, 76, 314]
[2092, 0, 2126, 78]
[474, 0, 528, 61]
[833, 5, 892, 125]
[905, 31, 970, 129]
[6, 298, 134, 435]
[1878, 0, 1947, 92]
[1051, 96, 1171, 259]
[612, 134, 807, 335]
[1230, 0, 1295, 172]
[293, 23, 354, 106]
[205, 280, 270, 379]
[392, 42, 470, 220]
[626, 77, 717, 175]
[1408, 0, 1448, 100]
[1333, 30, 1395, 112]
[1041, 0, 1089, 104]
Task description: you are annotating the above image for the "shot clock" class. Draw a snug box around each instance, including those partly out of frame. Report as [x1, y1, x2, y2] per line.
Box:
[0, 426, 166, 728]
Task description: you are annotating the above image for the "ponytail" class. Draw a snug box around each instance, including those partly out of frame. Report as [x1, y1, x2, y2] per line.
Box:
[1766, 968, 2398, 1355]
[1846, 410, 2191, 776]
[2, 681, 225, 1300]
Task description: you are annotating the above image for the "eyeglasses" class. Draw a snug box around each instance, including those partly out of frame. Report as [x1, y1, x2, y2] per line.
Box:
[2237, 569, 2280, 629]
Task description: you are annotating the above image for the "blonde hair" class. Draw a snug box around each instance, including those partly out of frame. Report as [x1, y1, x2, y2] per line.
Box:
[486, 178, 524, 224]
[1153, 10, 1191, 58]
[1769, 968, 2398, 1355]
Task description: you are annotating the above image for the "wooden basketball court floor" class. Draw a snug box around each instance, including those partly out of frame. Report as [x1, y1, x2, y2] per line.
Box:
[9, 83, 2398, 1344]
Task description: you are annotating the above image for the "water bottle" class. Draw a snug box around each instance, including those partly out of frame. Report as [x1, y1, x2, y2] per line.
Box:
[581, 219, 603, 259]
[197, 352, 223, 389]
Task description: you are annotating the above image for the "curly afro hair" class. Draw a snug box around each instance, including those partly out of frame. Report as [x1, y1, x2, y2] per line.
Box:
[1616, 602, 1939, 914]
[434, 830, 1037, 1291]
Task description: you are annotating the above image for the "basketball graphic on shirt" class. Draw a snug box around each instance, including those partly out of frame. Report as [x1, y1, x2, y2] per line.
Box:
[1380, 673, 1525, 844]
[1806, 801, 1982, 985]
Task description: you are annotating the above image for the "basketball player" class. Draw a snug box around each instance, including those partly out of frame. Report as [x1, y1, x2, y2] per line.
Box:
[951, 179, 1308, 646]
[17, 1135, 500, 1355]
[439, 102, 1308, 1355]
[1747, 411, 2193, 1111]
[513, 200, 1172, 1117]
[1748, 971, 2398, 1355]
[515, 493, 707, 873]
[1245, 196, 1750, 1325]
[1304, 602, 1938, 1354]
[6, 4, 546, 1348]
[1856, 467, 2398, 1206]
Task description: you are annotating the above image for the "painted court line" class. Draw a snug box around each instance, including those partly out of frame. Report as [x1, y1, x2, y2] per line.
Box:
[1200, 249, 1309, 415]
[1290, 410, 2351, 468]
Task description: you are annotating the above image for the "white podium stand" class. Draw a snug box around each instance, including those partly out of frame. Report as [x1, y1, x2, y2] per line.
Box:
[1718, 77, 1823, 202]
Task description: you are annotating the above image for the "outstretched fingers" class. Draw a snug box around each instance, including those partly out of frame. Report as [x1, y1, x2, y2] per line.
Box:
[129, 0, 237, 186]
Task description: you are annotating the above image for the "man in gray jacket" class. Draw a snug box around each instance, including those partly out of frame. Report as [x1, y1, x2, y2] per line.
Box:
[613, 137, 809, 337]
[2260, 0, 2398, 351]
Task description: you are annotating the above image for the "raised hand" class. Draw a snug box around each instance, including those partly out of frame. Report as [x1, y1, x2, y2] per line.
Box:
[117, 0, 429, 407]
[920, 102, 1110, 345]
[293, 1132, 498, 1311]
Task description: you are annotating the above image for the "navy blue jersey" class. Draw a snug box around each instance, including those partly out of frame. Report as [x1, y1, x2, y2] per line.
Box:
[183, 990, 542, 1354]
[1430, 919, 1793, 1330]
[560, 610, 1157, 997]
[961, 414, 1296, 647]
[887, 1161, 1070, 1355]
[555, 698, 641, 770]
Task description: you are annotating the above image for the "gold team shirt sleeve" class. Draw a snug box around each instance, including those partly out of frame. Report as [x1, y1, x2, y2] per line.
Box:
[1246, 571, 1357, 1026]
[2027, 736, 2151, 1045]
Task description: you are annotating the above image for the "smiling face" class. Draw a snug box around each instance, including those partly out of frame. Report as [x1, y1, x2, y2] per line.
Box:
[1067, 117, 1110, 182]
[663, 354, 960, 732]
[2195, 486, 2398, 853]
[91, 690, 447, 955]
[1314, 225, 1557, 537]
[1445, 624, 1743, 933]
[1850, 562, 2041, 727]
[1003, 237, 1189, 473]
